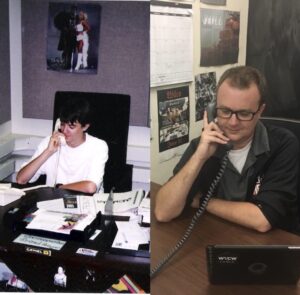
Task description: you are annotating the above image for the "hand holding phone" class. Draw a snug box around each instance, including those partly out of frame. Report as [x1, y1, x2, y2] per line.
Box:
[205, 102, 232, 150]
[54, 118, 66, 146]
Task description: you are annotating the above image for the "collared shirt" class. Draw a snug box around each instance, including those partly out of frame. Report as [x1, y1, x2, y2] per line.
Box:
[217, 121, 270, 201]
[173, 120, 299, 232]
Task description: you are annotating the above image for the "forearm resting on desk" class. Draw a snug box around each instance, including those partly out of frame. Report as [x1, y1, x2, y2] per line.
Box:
[206, 198, 272, 233]
[59, 181, 97, 194]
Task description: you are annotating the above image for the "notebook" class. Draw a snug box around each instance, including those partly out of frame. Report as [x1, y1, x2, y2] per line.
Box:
[206, 245, 300, 284]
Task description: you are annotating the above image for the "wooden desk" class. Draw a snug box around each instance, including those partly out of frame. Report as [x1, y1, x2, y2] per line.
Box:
[151, 183, 300, 295]
[0, 186, 149, 292]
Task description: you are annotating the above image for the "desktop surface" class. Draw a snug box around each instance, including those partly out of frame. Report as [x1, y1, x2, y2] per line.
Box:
[151, 183, 300, 295]
[0, 186, 150, 292]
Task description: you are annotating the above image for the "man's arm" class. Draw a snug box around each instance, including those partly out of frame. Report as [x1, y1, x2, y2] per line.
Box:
[59, 181, 97, 194]
[155, 112, 230, 222]
[206, 199, 271, 232]
[16, 133, 62, 184]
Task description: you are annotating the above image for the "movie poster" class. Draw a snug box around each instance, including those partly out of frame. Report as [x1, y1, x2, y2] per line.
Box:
[47, 2, 101, 74]
[158, 86, 189, 152]
[200, 8, 240, 66]
[195, 72, 217, 121]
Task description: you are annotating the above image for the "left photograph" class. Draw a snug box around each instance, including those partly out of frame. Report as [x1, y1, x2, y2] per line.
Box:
[0, 0, 150, 293]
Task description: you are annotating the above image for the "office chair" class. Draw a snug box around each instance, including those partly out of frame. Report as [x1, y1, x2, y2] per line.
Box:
[261, 117, 300, 230]
[53, 91, 133, 193]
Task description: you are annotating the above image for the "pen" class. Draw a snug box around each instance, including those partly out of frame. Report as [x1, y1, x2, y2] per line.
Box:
[133, 191, 138, 205]
[122, 232, 128, 243]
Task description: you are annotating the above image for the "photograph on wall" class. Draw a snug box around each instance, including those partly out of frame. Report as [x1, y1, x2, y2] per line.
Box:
[158, 86, 189, 152]
[47, 2, 101, 74]
[200, 8, 240, 66]
[195, 72, 217, 121]
[200, 0, 226, 5]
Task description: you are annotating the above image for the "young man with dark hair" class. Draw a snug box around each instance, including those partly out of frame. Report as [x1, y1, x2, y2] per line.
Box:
[155, 66, 299, 233]
[16, 98, 108, 194]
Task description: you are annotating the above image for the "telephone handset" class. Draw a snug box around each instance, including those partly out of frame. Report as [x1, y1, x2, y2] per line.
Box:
[206, 101, 233, 150]
[54, 118, 66, 146]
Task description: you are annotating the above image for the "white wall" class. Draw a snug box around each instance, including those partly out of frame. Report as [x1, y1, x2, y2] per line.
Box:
[151, 0, 249, 185]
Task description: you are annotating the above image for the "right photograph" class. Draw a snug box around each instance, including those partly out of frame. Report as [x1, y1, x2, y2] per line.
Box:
[150, 0, 300, 294]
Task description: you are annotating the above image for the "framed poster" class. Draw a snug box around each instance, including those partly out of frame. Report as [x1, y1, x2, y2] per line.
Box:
[47, 2, 101, 74]
[195, 72, 217, 121]
[200, 8, 240, 66]
[158, 86, 189, 152]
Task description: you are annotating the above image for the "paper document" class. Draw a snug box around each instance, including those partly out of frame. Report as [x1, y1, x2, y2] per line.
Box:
[0, 187, 25, 206]
[36, 189, 145, 217]
[26, 209, 95, 235]
[93, 189, 145, 214]
[112, 221, 150, 250]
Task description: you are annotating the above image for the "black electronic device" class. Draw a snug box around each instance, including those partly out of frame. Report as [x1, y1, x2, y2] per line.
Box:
[206, 101, 233, 150]
[206, 245, 300, 284]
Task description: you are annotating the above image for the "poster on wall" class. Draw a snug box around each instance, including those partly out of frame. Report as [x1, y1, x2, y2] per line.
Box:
[158, 86, 189, 152]
[195, 72, 217, 121]
[200, 8, 240, 66]
[47, 2, 101, 74]
[200, 0, 226, 5]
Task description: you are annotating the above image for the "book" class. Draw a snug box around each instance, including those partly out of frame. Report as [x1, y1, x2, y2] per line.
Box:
[104, 274, 145, 293]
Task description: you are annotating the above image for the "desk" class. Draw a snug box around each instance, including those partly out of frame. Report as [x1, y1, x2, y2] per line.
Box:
[0, 186, 150, 292]
[151, 183, 300, 295]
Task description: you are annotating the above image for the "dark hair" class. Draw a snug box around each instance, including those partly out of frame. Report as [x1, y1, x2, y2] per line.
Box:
[217, 66, 268, 105]
[59, 97, 91, 126]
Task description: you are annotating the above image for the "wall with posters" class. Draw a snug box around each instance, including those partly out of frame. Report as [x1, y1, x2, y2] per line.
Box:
[151, 0, 249, 185]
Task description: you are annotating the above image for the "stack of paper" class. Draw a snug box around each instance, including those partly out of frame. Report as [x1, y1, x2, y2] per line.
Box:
[0, 184, 25, 206]
[36, 189, 146, 218]
[25, 209, 95, 234]
[112, 220, 150, 250]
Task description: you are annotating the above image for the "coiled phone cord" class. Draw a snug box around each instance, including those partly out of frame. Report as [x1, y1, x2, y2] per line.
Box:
[150, 152, 229, 279]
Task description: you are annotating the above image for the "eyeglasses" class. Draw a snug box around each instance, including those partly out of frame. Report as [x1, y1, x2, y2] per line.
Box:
[216, 106, 261, 121]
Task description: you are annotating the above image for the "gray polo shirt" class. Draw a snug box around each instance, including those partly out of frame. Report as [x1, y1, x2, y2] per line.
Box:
[216, 121, 270, 201]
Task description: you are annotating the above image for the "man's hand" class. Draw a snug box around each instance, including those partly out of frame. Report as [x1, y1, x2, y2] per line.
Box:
[196, 111, 230, 160]
[47, 131, 65, 154]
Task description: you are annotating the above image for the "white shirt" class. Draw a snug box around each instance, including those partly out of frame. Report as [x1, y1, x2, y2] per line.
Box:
[228, 140, 252, 174]
[26, 133, 108, 191]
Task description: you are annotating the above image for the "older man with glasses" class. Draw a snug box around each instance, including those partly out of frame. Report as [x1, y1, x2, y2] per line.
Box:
[155, 66, 299, 233]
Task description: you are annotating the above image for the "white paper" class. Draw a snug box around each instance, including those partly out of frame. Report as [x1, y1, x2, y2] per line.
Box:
[150, 3, 193, 86]
[0, 187, 25, 206]
[112, 221, 150, 250]
[26, 209, 93, 234]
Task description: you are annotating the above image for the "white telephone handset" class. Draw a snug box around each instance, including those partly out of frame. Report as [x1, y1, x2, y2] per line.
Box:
[54, 118, 66, 146]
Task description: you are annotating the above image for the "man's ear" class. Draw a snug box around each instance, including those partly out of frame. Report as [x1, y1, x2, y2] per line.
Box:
[258, 103, 266, 116]
[82, 123, 90, 132]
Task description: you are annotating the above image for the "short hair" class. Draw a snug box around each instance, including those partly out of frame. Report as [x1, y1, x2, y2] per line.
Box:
[217, 66, 268, 105]
[59, 97, 91, 126]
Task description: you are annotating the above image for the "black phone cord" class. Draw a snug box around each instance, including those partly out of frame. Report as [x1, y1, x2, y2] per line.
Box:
[150, 152, 229, 279]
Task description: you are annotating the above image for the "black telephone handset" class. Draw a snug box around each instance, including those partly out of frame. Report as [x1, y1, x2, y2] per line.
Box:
[151, 102, 232, 279]
[206, 102, 233, 150]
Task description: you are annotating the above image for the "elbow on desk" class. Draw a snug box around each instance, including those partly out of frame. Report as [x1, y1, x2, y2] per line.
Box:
[16, 174, 27, 185]
[253, 222, 272, 233]
[154, 207, 175, 223]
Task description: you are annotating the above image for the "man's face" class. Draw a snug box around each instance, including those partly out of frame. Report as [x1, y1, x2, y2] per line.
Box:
[60, 120, 89, 147]
[216, 80, 265, 149]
